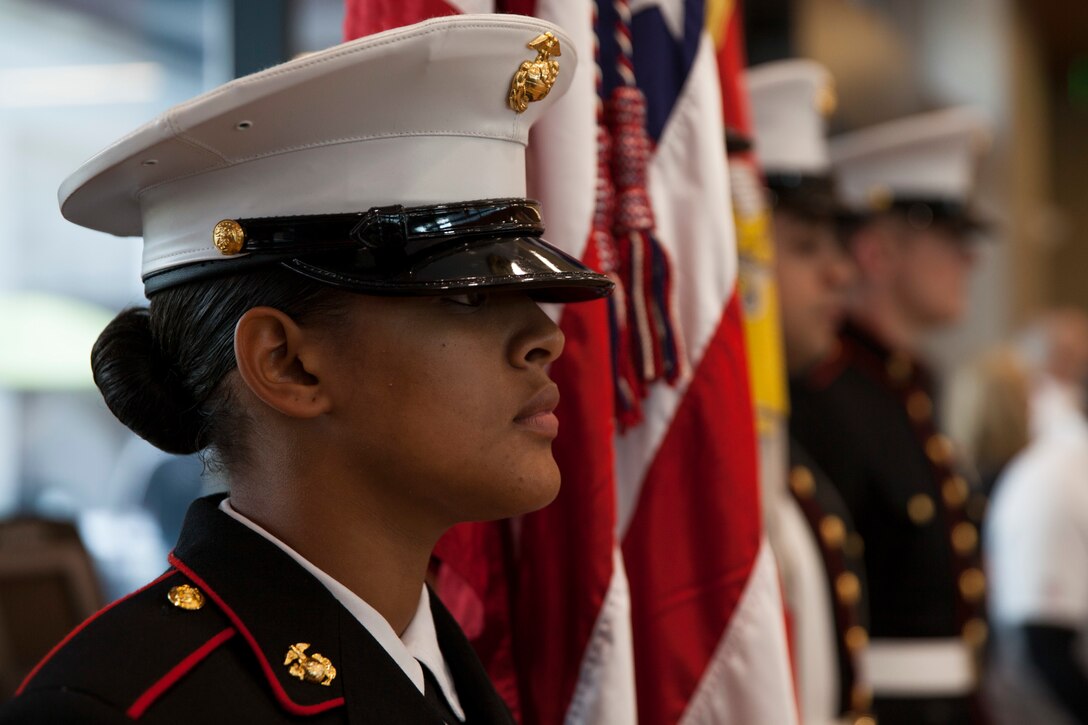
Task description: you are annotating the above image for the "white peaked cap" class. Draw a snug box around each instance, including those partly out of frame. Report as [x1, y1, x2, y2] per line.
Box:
[745, 59, 835, 176]
[58, 14, 577, 283]
[831, 107, 992, 213]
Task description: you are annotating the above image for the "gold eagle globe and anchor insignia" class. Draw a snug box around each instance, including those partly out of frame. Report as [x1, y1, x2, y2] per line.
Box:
[284, 642, 337, 686]
[507, 32, 561, 113]
[166, 584, 205, 610]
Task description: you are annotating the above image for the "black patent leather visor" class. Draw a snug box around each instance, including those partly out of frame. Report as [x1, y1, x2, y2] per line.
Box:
[144, 198, 615, 302]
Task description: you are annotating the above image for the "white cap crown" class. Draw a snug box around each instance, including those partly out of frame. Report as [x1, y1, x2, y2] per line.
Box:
[831, 107, 992, 213]
[58, 14, 577, 282]
[745, 59, 835, 176]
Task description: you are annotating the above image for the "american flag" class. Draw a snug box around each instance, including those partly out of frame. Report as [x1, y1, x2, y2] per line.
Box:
[344, 1, 797, 722]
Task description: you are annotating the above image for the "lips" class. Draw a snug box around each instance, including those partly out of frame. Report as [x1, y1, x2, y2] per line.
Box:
[514, 384, 561, 437]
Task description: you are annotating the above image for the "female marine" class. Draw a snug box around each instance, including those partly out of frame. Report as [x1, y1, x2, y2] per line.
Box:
[1, 14, 610, 724]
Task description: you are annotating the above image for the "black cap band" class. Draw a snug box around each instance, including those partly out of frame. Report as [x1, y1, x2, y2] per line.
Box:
[143, 198, 614, 301]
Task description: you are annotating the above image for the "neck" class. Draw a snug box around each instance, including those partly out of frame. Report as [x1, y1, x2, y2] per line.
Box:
[849, 285, 922, 354]
[228, 464, 442, 636]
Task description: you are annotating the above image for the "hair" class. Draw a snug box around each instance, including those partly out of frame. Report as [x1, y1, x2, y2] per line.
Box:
[91, 266, 348, 471]
[943, 345, 1031, 485]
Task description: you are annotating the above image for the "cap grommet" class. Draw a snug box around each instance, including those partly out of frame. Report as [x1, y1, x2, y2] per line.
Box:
[212, 219, 246, 255]
[235, 120, 253, 131]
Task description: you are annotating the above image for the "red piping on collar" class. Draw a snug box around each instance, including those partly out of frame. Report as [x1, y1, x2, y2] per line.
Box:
[16, 569, 181, 696]
[167, 551, 346, 716]
[127, 627, 237, 719]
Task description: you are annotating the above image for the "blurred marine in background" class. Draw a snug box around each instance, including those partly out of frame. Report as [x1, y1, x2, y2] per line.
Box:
[746, 59, 871, 725]
[789, 108, 992, 725]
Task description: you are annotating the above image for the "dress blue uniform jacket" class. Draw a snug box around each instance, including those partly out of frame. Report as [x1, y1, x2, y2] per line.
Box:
[790, 321, 986, 725]
[0, 494, 514, 724]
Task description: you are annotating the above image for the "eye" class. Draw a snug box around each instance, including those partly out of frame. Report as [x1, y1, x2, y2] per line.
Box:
[441, 291, 488, 308]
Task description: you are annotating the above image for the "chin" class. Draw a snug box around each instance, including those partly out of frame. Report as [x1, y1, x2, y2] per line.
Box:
[460, 461, 562, 523]
[503, 462, 562, 517]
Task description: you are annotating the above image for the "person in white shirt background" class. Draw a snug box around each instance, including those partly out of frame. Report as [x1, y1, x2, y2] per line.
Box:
[980, 309, 1088, 725]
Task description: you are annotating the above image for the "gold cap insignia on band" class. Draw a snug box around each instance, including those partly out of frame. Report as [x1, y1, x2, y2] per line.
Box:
[212, 219, 245, 255]
[508, 32, 561, 113]
[167, 584, 205, 611]
[285, 643, 336, 686]
[867, 184, 894, 212]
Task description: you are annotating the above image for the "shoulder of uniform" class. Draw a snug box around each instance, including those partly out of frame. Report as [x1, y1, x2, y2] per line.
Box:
[13, 568, 235, 719]
[0, 686, 132, 724]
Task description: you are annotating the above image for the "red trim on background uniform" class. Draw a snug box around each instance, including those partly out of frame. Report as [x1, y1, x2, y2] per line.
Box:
[15, 569, 181, 696]
[126, 627, 237, 719]
[167, 553, 346, 716]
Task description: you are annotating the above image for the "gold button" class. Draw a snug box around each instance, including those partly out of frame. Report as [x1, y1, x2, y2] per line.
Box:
[959, 568, 986, 602]
[836, 572, 861, 605]
[886, 352, 912, 383]
[907, 390, 933, 422]
[820, 515, 846, 549]
[926, 434, 953, 465]
[851, 683, 873, 712]
[844, 532, 865, 558]
[963, 617, 988, 648]
[952, 522, 979, 555]
[212, 219, 246, 255]
[845, 625, 869, 653]
[907, 493, 935, 525]
[789, 466, 815, 499]
[942, 475, 969, 508]
[167, 584, 205, 611]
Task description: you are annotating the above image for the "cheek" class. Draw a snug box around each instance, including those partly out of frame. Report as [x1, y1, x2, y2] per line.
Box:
[901, 250, 966, 314]
[370, 343, 500, 442]
[776, 257, 819, 320]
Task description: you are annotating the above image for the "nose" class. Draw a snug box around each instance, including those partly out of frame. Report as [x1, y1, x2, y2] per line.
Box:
[510, 297, 565, 368]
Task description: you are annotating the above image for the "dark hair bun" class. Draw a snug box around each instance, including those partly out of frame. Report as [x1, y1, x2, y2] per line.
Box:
[91, 307, 203, 454]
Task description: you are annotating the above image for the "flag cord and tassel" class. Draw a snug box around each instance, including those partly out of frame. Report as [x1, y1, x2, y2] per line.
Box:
[587, 2, 640, 428]
[604, 0, 686, 430]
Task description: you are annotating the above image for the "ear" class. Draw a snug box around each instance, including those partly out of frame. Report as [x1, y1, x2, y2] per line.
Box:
[234, 307, 332, 419]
